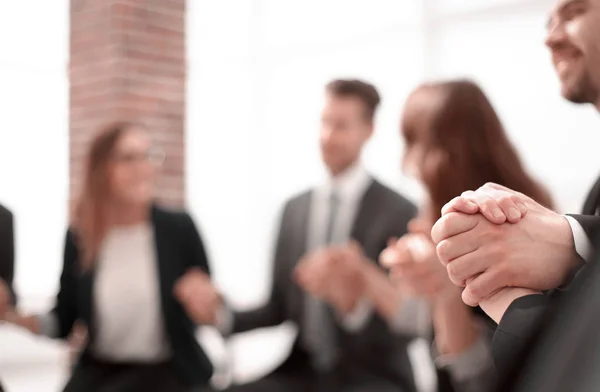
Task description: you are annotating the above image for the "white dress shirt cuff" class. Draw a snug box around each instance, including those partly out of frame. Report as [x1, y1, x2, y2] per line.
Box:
[565, 215, 595, 263]
[340, 297, 372, 332]
[433, 334, 493, 382]
[390, 297, 431, 338]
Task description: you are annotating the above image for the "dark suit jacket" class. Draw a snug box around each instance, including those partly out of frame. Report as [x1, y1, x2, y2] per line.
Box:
[496, 233, 600, 392]
[231, 179, 418, 391]
[0, 203, 16, 305]
[492, 176, 600, 385]
[53, 205, 214, 387]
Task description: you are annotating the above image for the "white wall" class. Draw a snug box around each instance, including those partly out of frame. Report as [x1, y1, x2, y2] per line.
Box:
[0, 2, 70, 391]
[0, 1, 69, 310]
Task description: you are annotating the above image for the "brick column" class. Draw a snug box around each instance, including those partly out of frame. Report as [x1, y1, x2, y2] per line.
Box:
[70, 0, 186, 208]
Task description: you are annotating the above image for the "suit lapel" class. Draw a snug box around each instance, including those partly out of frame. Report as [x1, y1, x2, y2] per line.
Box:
[293, 191, 313, 324]
[350, 180, 379, 243]
[150, 207, 175, 321]
[294, 192, 312, 259]
[78, 267, 95, 331]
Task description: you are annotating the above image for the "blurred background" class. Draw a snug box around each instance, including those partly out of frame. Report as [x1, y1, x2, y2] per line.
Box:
[1, 0, 599, 391]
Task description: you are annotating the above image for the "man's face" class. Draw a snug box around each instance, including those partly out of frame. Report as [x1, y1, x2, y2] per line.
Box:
[319, 94, 372, 175]
[546, 0, 600, 107]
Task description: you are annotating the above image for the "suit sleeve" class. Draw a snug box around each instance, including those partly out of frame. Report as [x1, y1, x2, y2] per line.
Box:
[51, 229, 80, 339]
[492, 294, 549, 375]
[182, 213, 211, 275]
[231, 204, 290, 334]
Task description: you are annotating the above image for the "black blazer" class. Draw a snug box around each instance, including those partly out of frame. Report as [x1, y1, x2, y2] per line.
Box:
[492, 176, 600, 383]
[0, 203, 15, 305]
[53, 205, 214, 387]
[496, 234, 600, 392]
[231, 179, 419, 391]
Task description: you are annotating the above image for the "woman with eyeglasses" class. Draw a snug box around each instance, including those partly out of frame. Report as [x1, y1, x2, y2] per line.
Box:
[0, 122, 220, 392]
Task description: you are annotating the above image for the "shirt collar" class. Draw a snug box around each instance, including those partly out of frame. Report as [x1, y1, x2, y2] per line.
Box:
[321, 161, 372, 201]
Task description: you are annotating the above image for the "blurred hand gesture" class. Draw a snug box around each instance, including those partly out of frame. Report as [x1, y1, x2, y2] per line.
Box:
[174, 268, 221, 326]
[295, 242, 367, 314]
[381, 234, 457, 302]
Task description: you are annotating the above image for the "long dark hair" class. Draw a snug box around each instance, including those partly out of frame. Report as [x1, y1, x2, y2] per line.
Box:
[73, 122, 139, 269]
[401, 79, 553, 218]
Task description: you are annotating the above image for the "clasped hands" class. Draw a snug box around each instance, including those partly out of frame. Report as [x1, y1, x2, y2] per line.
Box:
[294, 242, 368, 314]
[429, 183, 581, 312]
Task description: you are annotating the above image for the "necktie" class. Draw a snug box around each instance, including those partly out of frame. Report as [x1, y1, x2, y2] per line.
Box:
[303, 190, 340, 372]
[324, 190, 340, 244]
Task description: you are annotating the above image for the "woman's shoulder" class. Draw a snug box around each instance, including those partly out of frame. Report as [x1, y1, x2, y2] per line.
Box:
[151, 204, 197, 232]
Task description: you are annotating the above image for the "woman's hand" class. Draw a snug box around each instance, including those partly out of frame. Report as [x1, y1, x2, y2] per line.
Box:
[174, 268, 222, 326]
[381, 234, 458, 303]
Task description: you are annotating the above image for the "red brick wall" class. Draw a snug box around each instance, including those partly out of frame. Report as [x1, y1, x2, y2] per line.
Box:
[70, 0, 186, 208]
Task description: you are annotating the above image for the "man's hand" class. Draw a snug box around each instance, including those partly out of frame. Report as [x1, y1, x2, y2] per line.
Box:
[381, 235, 457, 302]
[174, 268, 221, 325]
[294, 248, 332, 298]
[441, 183, 529, 224]
[295, 244, 367, 314]
[431, 210, 581, 306]
[0, 279, 11, 320]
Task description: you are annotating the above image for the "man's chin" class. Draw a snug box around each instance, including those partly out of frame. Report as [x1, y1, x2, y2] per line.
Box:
[560, 77, 594, 104]
[562, 86, 589, 104]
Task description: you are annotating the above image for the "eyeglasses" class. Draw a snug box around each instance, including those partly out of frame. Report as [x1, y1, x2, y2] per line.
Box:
[111, 148, 166, 166]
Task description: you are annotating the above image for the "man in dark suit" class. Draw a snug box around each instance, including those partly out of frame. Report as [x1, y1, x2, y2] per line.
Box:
[221, 79, 419, 392]
[427, 0, 600, 387]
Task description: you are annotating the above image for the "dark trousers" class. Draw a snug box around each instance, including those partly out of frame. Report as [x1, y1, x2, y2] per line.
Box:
[223, 347, 403, 392]
[223, 370, 401, 392]
[62, 357, 212, 392]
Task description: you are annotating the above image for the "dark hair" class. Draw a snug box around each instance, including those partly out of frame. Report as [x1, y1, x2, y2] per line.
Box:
[401, 79, 553, 218]
[73, 121, 142, 268]
[326, 79, 381, 122]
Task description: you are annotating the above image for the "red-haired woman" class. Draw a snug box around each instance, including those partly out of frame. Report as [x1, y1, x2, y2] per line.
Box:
[0, 122, 220, 392]
[381, 80, 553, 392]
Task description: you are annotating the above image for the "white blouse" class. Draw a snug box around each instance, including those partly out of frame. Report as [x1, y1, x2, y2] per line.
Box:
[91, 223, 171, 362]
